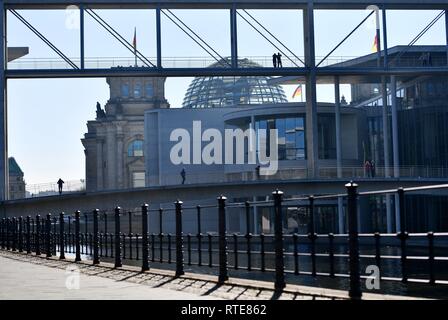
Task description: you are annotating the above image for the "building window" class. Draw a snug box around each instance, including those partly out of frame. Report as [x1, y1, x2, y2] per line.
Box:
[256, 116, 306, 161]
[134, 82, 141, 98]
[128, 140, 144, 157]
[146, 83, 154, 97]
[132, 172, 145, 188]
[121, 83, 129, 97]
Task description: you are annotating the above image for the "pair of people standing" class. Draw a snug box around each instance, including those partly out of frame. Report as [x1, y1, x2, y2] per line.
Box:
[272, 52, 283, 68]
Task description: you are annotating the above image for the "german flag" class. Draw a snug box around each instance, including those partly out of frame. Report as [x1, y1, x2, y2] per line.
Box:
[371, 34, 379, 53]
[292, 85, 302, 99]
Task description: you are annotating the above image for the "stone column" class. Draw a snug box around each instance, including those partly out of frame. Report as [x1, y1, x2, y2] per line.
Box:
[106, 125, 116, 189]
[96, 138, 104, 191]
[116, 133, 124, 189]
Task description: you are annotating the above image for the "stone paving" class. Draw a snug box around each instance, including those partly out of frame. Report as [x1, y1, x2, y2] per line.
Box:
[0, 250, 415, 300]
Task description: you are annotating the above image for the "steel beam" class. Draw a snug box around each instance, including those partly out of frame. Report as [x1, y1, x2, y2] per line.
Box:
[4, 0, 448, 11]
[0, 4, 7, 201]
[446, 10, 448, 65]
[303, 2, 318, 178]
[390, 75, 399, 178]
[80, 4, 85, 69]
[230, 4, 238, 68]
[334, 76, 342, 179]
[156, 6, 162, 68]
[381, 77, 390, 178]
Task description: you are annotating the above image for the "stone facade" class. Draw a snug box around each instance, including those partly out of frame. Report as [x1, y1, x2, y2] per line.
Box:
[82, 75, 169, 192]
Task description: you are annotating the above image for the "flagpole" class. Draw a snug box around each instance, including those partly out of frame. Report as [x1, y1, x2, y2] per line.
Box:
[133, 27, 137, 67]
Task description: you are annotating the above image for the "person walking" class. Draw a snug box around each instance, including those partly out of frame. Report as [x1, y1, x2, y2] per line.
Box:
[57, 178, 64, 195]
[272, 53, 277, 68]
[370, 160, 376, 178]
[277, 52, 283, 68]
[255, 165, 260, 180]
[180, 168, 186, 185]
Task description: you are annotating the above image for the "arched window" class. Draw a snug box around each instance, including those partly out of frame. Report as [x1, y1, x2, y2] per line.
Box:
[134, 82, 141, 98]
[146, 83, 153, 97]
[121, 83, 129, 97]
[128, 140, 144, 157]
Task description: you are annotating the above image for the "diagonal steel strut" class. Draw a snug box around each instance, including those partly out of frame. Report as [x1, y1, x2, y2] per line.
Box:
[9, 9, 79, 69]
[241, 9, 306, 67]
[85, 8, 155, 68]
[161, 9, 231, 68]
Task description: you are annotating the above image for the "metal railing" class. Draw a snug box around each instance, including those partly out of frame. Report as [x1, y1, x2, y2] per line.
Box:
[26, 179, 86, 197]
[8, 55, 446, 70]
[2, 181, 448, 299]
[7, 56, 356, 70]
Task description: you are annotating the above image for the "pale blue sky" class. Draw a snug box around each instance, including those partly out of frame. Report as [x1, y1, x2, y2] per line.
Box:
[6, 8, 447, 184]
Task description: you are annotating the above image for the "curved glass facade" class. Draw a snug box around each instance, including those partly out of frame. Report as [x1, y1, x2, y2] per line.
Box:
[182, 58, 287, 108]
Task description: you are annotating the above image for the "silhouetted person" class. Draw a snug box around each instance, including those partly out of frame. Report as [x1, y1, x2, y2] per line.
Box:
[57, 178, 64, 195]
[364, 161, 371, 178]
[180, 169, 186, 185]
[272, 53, 277, 68]
[255, 165, 260, 180]
[371, 160, 376, 178]
[277, 52, 283, 68]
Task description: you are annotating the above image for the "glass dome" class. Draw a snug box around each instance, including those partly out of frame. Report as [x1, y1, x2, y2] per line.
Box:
[182, 58, 288, 108]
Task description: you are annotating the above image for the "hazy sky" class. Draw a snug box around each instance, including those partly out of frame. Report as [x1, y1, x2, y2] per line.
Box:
[6, 8, 447, 185]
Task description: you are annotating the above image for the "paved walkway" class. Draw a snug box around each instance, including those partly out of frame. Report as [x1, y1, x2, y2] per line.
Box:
[0, 255, 220, 300]
[0, 251, 421, 300]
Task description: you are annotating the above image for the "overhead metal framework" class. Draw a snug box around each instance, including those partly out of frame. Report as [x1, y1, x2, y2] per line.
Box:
[1, 0, 448, 200]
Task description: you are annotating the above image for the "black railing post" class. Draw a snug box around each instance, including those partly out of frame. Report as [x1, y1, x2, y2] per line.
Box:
[12, 217, 17, 251]
[175, 200, 185, 276]
[75, 211, 81, 262]
[114, 207, 122, 268]
[428, 231, 435, 285]
[308, 195, 317, 277]
[196, 205, 202, 266]
[141, 204, 149, 271]
[217, 195, 228, 283]
[26, 216, 31, 254]
[45, 214, 52, 257]
[1, 218, 4, 249]
[346, 181, 362, 300]
[93, 209, 100, 264]
[35, 215, 41, 255]
[245, 201, 252, 271]
[59, 213, 65, 260]
[52, 217, 57, 255]
[159, 208, 164, 263]
[6, 218, 10, 250]
[18, 217, 23, 252]
[397, 187, 408, 283]
[273, 189, 286, 291]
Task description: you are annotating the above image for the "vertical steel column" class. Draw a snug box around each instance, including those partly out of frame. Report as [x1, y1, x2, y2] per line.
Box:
[230, 4, 238, 69]
[445, 11, 448, 65]
[382, 7, 388, 67]
[303, 2, 318, 178]
[217, 195, 228, 283]
[382, 77, 390, 177]
[75, 211, 81, 262]
[141, 204, 149, 271]
[93, 209, 99, 264]
[390, 75, 399, 178]
[1, 218, 4, 248]
[0, 4, 8, 201]
[346, 182, 362, 299]
[114, 207, 122, 268]
[334, 76, 342, 179]
[59, 213, 65, 260]
[175, 200, 184, 276]
[273, 190, 285, 290]
[156, 6, 162, 68]
[80, 5, 85, 69]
